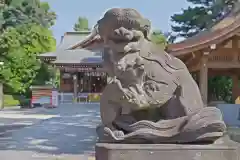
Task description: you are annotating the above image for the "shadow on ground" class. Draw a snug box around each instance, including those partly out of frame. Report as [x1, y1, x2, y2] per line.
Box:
[0, 104, 101, 155]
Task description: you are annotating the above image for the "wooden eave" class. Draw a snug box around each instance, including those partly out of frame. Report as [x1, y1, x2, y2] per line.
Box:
[167, 22, 240, 56]
[64, 31, 91, 36]
[54, 63, 102, 67]
[69, 35, 103, 50]
[38, 56, 56, 64]
[38, 52, 57, 60]
[39, 56, 56, 60]
[166, 9, 240, 57]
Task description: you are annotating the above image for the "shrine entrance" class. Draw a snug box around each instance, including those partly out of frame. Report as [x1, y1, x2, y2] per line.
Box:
[167, 36, 240, 105]
[166, 9, 240, 105]
[78, 71, 107, 93]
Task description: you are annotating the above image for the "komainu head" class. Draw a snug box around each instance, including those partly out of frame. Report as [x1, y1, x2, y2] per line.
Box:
[97, 8, 151, 42]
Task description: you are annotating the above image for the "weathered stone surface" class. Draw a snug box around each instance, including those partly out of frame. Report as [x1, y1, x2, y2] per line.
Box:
[80, 8, 227, 144]
[95, 142, 240, 160]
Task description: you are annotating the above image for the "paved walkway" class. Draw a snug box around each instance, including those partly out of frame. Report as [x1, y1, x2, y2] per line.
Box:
[0, 104, 100, 160]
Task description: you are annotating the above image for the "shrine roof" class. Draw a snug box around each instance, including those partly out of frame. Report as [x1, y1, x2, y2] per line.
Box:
[39, 31, 92, 59]
[38, 31, 103, 64]
[38, 52, 56, 58]
[69, 34, 103, 49]
[58, 31, 91, 49]
[53, 49, 102, 64]
[166, 4, 240, 56]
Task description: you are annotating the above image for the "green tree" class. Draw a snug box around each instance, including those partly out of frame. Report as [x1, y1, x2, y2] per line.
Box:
[171, 0, 237, 39]
[73, 17, 89, 31]
[0, 0, 56, 31]
[208, 76, 232, 102]
[151, 30, 168, 49]
[0, 0, 57, 97]
[0, 24, 56, 95]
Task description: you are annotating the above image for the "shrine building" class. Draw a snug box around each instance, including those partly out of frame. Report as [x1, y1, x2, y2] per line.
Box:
[166, 5, 240, 105]
[38, 31, 107, 103]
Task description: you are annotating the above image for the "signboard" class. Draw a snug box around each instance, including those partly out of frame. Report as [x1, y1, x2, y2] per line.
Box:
[31, 87, 52, 106]
[51, 90, 59, 107]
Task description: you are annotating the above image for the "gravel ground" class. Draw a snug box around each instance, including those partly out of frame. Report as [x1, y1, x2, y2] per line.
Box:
[1, 104, 240, 160]
[0, 104, 100, 160]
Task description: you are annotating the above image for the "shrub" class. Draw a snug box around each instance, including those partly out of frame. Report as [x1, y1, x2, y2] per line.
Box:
[19, 98, 31, 107]
[88, 93, 101, 102]
[3, 95, 20, 107]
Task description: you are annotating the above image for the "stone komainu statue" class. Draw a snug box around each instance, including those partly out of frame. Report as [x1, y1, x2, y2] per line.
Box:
[87, 8, 226, 143]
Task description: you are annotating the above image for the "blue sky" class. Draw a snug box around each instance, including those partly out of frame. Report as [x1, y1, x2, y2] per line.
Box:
[44, 0, 191, 44]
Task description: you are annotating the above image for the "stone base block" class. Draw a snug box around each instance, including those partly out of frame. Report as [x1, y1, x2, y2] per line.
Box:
[95, 142, 240, 160]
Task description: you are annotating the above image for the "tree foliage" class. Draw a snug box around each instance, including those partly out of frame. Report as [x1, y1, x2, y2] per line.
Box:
[0, 24, 56, 94]
[0, 0, 56, 31]
[171, 0, 237, 39]
[208, 76, 232, 102]
[0, 0, 56, 96]
[73, 17, 89, 31]
[150, 30, 168, 49]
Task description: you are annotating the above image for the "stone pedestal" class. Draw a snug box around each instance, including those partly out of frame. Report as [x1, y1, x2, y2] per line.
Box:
[95, 142, 240, 160]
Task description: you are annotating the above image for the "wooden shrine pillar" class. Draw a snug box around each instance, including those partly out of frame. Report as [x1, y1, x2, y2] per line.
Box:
[232, 36, 240, 103]
[199, 53, 208, 106]
[231, 74, 239, 103]
[73, 74, 78, 101]
[89, 74, 92, 92]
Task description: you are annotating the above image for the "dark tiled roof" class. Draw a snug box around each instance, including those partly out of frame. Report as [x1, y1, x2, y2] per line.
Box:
[53, 49, 102, 64]
[58, 31, 91, 49]
[39, 31, 103, 64]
